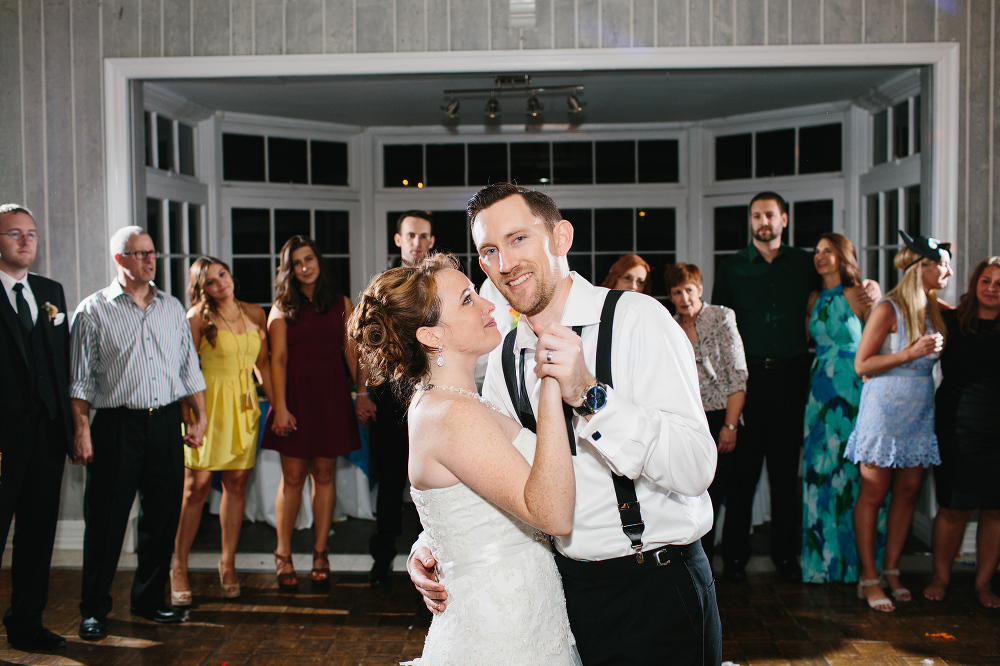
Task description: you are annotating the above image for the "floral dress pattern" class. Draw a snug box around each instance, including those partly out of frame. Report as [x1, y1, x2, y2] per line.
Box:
[802, 286, 884, 582]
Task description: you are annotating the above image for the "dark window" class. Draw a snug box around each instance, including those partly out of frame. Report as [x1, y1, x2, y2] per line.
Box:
[178, 123, 195, 176]
[873, 110, 888, 165]
[311, 141, 348, 186]
[510, 142, 551, 185]
[470, 260, 487, 289]
[552, 142, 592, 185]
[426, 144, 466, 187]
[223, 134, 266, 182]
[638, 140, 679, 183]
[594, 208, 633, 252]
[232, 258, 274, 304]
[146, 198, 162, 249]
[562, 209, 592, 252]
[893, 100, 910, 159]
[755, 128, 795, 178]
[884, 247, 899, 290]
[714, 205, 748, 251]
[168, 201, 183, 254]
[595, 141, 635, 184]
[144, 112, 153, 168]
[315, 210, 350, 254]
[383, 144, 423, 188]
[468, 143, 508, 186]
[866, 249, 880, 284]
[905, 185, 920, 237]
[866, 194, 880, 246]
[636, 208, 675, 251]
[642, 252, 676, 301]
[274, 209, 311, 251]
[791, 199, 833, 248]
[386, 212, 403, 255]
[798, 123, 842, 174]
[268, 137, 308, 184]
[157, 116, 173, 171]
[171, 258, 187, 303]
[885, 189, 899, 246]
[231, 208, 270, 254]
[188, 206, 202, 255]
[326, 257, 351, 294]
[429, 210, 468, 255]
[567, 254, 593, 283]
[913, 95, 921, 153]
[715, 133, 752, 181]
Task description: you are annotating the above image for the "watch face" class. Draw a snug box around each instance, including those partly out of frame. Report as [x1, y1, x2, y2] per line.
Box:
[586, 385, 607, 411]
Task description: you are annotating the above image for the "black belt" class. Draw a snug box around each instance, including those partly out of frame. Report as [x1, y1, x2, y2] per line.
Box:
[554, 542, 702, 580]
[746, 355, 803, 370]
[105, 402, 178, 418]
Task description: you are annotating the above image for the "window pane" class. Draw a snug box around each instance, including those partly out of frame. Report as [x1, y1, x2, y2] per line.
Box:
[325, 257, 351, 295]
[552, 142, 592, 185]
[567, 254, 593, 284]
[642, 252, 676, 300]
[171, 258, 188, 303]
[468, 143, 508, 186]
[178, 123, 195, 176]
[168, 201, 182, 254]
[755, 128, 795, 178]
[315, 210, 350, 254]
[595, 141, 635, 184]
[188, 205, 202, 255]
[885, 189, 899, 246]
[429, 210, 468, 255]
[510, 142, 551, 185]
[233, 258, 274, 304]
[231, 208, 270, 254]
[893, 100, 910, 159]
[594, 209, 633, 252]
[275, 209, 311, 251]
[146, 198, 162, 250]
[884, 248, 900, 291]
[873, 110, 888, 165]
[157, 116, 174, 171]
[561, 209, 592, 252]
[144, 112, 154, 168]
[798, 123, 842, 174]
[268, 137, 308, 184]
[637, 208, 675, 251]
[386, 212, 403, 256]
[383, 144, 423, 188]
[715, 133, 752, 181]
[594, 254, 622, 288]
[792, 199, 833, 248]
[311, 140, 348, 185]
[470, 259, 487, 290]
[426, 144, 465, 187]
[223, 133, 266, 182]
[905, 185, 921, 238]
[714, 205, 748, 251]
[913, 95, 921, 154]
[866, 249, 880, 283]
[638, 140, 679, 183]
[866, 194, 880, 247]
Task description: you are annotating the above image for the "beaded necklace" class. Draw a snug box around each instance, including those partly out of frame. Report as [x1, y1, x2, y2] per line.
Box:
[419, 383, 503, 413]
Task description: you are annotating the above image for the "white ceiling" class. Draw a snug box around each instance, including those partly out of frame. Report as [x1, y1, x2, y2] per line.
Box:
[153, 66, 912, 127]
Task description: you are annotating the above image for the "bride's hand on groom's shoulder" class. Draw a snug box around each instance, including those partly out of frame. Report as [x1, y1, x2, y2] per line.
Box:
[408, 546, 448, 614]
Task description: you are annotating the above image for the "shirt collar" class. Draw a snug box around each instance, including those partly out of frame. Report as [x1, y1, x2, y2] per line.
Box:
[105, 279, 161, 303]
[513, 272, 601, 349]
[747, 242, 790, 263]
[0, 268, 29, 294]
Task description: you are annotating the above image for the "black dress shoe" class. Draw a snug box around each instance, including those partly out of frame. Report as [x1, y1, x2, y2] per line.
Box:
[7, 626, 68, 650]
[130, 607, 187, 624]
[370, 559, 392, 588]
[776, 560, 802, 581]
[78, 617, 107, 641]
[723, 563, 747, 582]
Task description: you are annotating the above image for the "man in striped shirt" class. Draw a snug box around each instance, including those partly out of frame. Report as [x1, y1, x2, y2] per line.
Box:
[69, 226, 207, 640]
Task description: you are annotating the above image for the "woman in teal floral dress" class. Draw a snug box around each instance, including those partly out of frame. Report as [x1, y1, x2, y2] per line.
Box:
[802, 233, 881, 582]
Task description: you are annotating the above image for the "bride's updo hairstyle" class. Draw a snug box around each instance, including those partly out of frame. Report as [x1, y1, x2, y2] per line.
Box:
[348, 253, 460, 400]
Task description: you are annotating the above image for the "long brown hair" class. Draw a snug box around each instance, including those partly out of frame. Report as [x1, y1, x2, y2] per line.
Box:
[601, 254, 652, 295]
[188, 256, 237, 348]
[274, 235, 337, 324]
[816, 232, 861, 288]
[955, 256, 1000, 334]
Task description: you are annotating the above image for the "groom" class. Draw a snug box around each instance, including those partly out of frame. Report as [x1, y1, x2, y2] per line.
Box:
[409, 183, 721, 665]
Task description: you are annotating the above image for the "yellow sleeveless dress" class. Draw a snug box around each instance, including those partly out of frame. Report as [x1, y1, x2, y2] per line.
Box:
[185, 329, 261, 471]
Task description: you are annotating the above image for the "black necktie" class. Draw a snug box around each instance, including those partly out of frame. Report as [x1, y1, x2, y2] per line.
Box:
[13, 283, 33, 332]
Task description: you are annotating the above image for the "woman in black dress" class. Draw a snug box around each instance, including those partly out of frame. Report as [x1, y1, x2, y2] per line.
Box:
[922, 256, 1000, 608]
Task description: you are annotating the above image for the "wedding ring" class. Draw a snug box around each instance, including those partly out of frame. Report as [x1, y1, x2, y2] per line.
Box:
[546, 350, 553, 363]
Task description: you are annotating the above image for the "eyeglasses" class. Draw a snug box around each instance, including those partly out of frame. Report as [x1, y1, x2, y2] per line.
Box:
[0, 230, 39, 242]
[120, 250, 162, 260]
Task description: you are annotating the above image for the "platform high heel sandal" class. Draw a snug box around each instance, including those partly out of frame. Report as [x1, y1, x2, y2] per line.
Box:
[880, 569, 912, 601]
[218, 561, 241, 599]
[274, 552, 298, 591]
[169, 568, 192, 607]
[311, 549, 331, 586]
[857, 578, 894, 612]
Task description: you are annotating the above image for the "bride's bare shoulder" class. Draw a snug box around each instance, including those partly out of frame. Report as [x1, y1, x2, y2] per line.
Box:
[410, 392, 507, 445]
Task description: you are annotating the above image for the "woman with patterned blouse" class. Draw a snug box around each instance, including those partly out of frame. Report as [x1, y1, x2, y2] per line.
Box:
[666, 263, 748, 567]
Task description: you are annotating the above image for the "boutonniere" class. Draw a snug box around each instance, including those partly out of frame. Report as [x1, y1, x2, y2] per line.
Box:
[43, 302, 65, 326]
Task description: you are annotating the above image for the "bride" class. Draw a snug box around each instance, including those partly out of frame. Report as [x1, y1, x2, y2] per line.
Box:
[348, 254, 581, 665]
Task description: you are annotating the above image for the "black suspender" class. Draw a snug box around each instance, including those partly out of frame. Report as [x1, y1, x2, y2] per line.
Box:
[500, 289, 646, 561]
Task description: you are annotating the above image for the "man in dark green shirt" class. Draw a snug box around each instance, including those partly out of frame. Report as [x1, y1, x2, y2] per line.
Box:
[712, 191, 818, 583]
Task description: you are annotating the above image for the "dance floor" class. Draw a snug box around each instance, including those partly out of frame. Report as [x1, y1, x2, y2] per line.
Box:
[0, 566, 998, 665]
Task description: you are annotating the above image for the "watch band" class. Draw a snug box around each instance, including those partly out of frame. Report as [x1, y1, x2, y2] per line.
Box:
[724, 423, 737, 431]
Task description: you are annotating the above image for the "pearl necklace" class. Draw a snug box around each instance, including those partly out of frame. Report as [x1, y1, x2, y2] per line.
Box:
[420, 383, 503, 413]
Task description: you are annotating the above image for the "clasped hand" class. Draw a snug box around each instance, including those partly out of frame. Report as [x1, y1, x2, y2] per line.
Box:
[533, 323, 594, 408]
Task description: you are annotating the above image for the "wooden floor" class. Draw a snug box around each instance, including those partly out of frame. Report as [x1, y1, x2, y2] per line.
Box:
[0, 567, 998, 665]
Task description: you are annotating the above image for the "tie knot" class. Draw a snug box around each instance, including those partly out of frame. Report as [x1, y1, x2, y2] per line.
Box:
[13, 283, 23, 293]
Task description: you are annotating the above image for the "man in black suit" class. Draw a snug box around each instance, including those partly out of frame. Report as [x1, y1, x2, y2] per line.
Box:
[0, 204, 73, 651]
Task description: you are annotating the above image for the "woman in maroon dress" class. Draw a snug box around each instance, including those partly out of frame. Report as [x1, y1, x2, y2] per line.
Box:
[262, 235, 362, 590]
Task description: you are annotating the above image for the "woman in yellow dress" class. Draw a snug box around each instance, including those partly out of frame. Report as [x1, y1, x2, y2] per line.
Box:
[170, 257, 274, 605]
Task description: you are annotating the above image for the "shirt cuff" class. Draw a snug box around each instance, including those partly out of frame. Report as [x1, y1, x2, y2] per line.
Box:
[574, 386, 639, 459]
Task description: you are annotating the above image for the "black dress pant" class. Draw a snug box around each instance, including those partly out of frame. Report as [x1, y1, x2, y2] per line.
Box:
[556, 541, 721, 666]
[721, 356, 809, 568]
[80, 403, 184, 619]
[0, 415, 65, 636]
[368, 384, 410, 564]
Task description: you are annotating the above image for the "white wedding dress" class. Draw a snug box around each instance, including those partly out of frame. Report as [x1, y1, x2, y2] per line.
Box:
[403, 429, 581, 666]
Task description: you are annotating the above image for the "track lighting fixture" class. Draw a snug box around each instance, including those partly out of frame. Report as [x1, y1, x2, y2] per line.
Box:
[442, 97, 460, 119]
[567, 93, 586, 114]
[526, 95, 544, 118]
[442, 75, 584, 122]
[485, 94, 501, 119]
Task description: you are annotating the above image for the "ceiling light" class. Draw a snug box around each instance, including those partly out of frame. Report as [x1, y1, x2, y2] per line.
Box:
[441, 97, 460, 119]
[567, 93, 586, 114]
[526, 94, 544, 118]
[485, 94, 501, 119]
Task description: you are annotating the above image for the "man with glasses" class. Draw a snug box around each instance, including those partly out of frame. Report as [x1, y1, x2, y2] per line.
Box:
[0, 204, 73, 651]
[69, 226, 207, 640]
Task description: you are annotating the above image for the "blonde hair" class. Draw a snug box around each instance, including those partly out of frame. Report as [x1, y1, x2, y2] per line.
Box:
[885, 247, 947, 347]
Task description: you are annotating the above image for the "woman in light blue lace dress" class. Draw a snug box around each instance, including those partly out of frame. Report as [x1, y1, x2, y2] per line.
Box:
[847, 232, 952, 612]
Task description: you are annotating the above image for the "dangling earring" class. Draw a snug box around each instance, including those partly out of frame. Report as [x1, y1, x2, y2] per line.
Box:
[436, 346, 444, 367]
